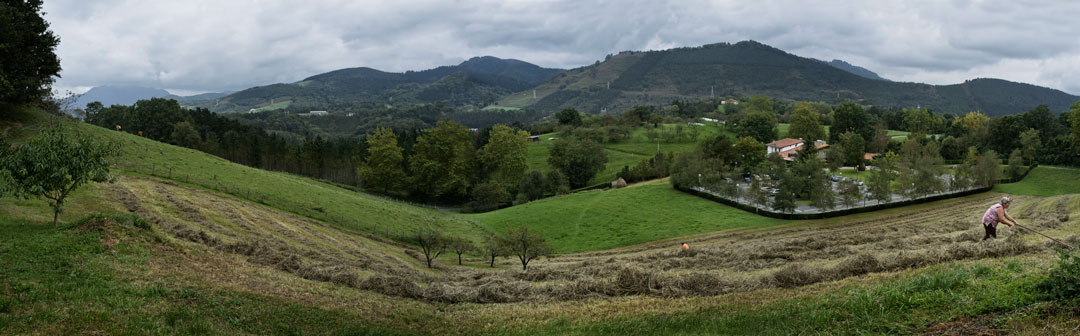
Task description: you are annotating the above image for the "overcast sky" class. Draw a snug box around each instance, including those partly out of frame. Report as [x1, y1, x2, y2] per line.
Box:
[44, 0, 1080, 96]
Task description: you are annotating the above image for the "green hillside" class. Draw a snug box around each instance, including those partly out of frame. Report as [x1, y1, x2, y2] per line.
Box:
[500, 41, 1079, 116]
[527, 123, 728, 187]
[6, 111, 1080, 335]
[213, 56, 563, 113]
[995, 166, 1080, 197]
[65, 119, 485, 242]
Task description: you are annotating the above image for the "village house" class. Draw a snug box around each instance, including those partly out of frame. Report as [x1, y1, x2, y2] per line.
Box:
[766, 138, 829, 161]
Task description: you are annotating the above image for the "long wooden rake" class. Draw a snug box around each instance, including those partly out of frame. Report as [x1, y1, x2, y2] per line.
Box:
[1013, 223, 1076, 251]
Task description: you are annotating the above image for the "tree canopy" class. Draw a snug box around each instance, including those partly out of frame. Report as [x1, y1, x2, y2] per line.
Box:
[0, 123, 119, 225]
[548, 137, 608, 188]
[0, 0, 61, 105]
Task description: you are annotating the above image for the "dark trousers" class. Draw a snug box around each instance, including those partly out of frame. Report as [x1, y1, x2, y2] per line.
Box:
[982, 223, 997, 240]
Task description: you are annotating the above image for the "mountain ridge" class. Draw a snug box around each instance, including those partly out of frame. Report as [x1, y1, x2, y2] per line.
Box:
[498, 40, 1077, 116]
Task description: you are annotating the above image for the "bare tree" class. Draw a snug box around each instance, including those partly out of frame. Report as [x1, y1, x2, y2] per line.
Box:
[503, 227, 552, 271]
[449, 237, 475, 265]
[480, 234, 506, 267]
[411, 226, 447, 269]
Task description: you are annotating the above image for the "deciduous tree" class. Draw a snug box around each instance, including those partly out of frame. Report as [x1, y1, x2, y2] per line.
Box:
[503, 227, 551, 271]
[449, 237, 474, 265]
[548, 137, 607, 188]
[412, 226, 448, 269]
[0, 123, 119, 225]
[556, 108, 583, 126]
[479, 125, 529, 187]
[736, 112, 778, 143]
[359, 127, 405, 193]
[867, 153, 898, 204]
[1019, 128, 1040, 165]
[410, 121, 475, 198]
[974, 150, 1002, 187]
[829, 102, 874, 144]
[733, 137, 765, 174]
[787, 102, 826, 142]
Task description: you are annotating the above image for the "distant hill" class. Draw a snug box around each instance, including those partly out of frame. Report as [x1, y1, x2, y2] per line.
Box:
[498, 41, 1078, 116]
[74, 85, 231, 110]
[75, 85, 171, 108]
[826, 59, 888, 81]
[212, 56, 563, 113]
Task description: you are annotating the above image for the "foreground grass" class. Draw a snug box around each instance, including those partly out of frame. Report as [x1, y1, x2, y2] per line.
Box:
[490, 258, 1061, 335]
[995, 166, 1080, 197]
[470, 183, 788, 253]
[0, 216, 415, 335]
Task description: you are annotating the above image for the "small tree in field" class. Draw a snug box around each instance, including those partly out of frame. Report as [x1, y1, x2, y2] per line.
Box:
[480, 234, 506, 267]
[1, 124, 119, 225]
[449, 237, 474, 265]
[411, 226, 447, 269]
[503, 227, 552, 271]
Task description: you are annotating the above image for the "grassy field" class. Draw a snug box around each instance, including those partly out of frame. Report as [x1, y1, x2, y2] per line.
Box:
[3, 115, 487, 244]
[995, 165, 1080, 197]
[253, 100, 292, 112]
[6, 109, 1080, 335]
[469, 182, 789, 253]
[527, 124, 728, 187]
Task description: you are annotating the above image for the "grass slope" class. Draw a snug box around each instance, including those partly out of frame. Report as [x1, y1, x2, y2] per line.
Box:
[527, 124, 728, 187]
[67, 119, 485, 242]
[469, 182, 788, 253]
[995, 165, 1080, 197]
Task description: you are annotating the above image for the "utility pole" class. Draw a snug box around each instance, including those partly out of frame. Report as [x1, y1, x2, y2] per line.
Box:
[607, 81, 610, 90]
[711, 86, 714, 98]
[533, 89, 537, 99]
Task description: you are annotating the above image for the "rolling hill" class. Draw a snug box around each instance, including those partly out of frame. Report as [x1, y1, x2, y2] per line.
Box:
[5, 108, 1080, 334]
[498, 40, 1078, 116]
[212, 56, 564, 113]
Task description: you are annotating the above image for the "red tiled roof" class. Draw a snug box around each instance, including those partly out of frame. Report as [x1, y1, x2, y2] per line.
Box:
[766, 138, 803, 148]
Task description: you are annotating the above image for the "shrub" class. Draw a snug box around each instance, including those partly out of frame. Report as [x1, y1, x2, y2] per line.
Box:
[1037, 247, 1080, 301]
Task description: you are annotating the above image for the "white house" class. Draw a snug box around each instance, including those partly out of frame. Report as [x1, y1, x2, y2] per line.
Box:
[766, 138, 803, 154]
[767, 138, 829, 161]
[309, 110, 328, 116]
[700, 117, 719, 123]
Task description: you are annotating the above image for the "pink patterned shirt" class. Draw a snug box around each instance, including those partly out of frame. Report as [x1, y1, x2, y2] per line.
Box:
[982, 204, 1002, 227]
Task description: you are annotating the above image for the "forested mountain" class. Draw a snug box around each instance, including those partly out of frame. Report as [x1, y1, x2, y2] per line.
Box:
[210, 56, 563, 113]
[499, 41, 1078, 116]
[826, 59, 888, 81]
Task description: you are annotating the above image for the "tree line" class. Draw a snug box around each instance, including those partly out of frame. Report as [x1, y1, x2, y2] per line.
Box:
[410, 225, 552, 271]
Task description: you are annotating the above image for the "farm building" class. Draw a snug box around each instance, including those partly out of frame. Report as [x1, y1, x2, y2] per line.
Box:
[767, 138, 829, 161]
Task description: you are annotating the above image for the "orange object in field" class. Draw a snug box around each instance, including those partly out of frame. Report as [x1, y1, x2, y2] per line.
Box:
[682, 243, 689, 250]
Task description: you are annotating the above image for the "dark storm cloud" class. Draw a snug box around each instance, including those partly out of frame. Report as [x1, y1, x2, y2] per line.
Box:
[42, 0, 1080, 95]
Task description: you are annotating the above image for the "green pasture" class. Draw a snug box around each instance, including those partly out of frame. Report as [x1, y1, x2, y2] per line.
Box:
[469, 183, 789, 253]
[71, 121, 484, 242]
[995, 166, 1080, 197]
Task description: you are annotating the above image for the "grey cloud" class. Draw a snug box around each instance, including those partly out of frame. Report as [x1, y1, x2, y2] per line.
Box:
[42, 0, 1080, 95]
